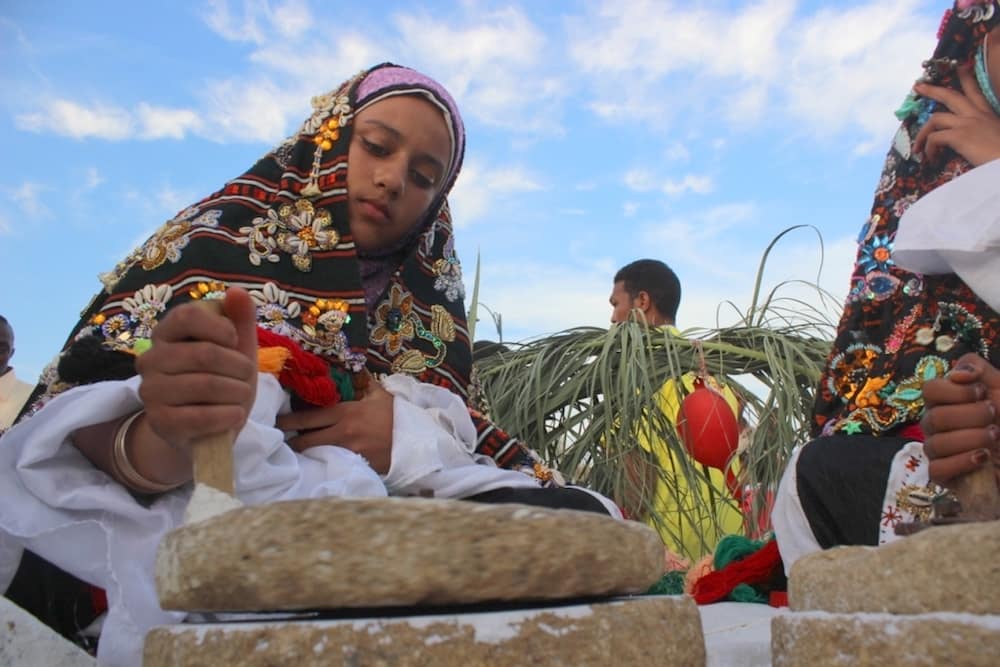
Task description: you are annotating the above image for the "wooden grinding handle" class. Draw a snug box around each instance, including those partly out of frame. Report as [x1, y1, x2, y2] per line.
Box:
[190, 299, 236, 496]
[951, 463, 1000, 521]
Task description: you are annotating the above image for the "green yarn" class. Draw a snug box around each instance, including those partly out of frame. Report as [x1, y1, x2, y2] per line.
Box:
[712, 534, 766, 570]
[729, 583, 767, 604]
[330, 368, 355, 401]
[644, 570, 686, 596]
[894, 92, 920, 120]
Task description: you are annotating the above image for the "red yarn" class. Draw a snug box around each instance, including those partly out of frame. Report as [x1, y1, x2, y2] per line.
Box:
[937, 9, 952, 40]
[89, 585, 108, 616]
[257, 327, 339, 407]
[769, 591, 788, 607]
[691, 539, 782, 605]
[898, 423, 924, 442]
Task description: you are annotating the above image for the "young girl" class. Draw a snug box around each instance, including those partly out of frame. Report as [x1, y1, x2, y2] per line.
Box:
[0, 63, 617, 666]
[772, 2, 1000, 571]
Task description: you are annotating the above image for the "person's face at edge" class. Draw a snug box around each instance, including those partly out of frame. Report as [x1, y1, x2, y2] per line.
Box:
[609, 281, 637, 324]
[0, 324, 13, 374]
[346, 95, 452, 253]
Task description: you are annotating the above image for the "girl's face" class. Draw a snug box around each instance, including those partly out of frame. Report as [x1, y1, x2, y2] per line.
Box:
[346, 95, 452, 253]
[989, 26, 1000, 96]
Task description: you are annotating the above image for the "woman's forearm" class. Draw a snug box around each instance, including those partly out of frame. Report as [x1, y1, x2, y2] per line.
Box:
[71, 412, 193, 493]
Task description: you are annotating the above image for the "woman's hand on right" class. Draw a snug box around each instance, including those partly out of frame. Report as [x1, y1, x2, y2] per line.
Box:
[135, 288, 259, 452]
[913, 65, 1000, 167]
[920, 353, 1000, 484]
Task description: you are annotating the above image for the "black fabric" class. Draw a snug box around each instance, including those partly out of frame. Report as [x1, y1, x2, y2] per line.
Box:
[795, 434, 907, 548]
[4, 550, 98, 649]
[464, 487, 611, 516]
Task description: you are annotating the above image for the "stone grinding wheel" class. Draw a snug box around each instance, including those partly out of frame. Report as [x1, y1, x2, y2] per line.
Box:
[143, 594, 704, 667]
[155, 496, 665, 613]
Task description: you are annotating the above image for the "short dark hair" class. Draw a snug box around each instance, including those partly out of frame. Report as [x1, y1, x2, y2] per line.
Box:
[0, 315, 10, 334]
[614, 259, 681, 321]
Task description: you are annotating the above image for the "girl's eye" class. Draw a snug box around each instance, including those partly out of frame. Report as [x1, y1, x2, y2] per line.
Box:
[411, 170, 435, 190]
[363, 138, 388, 156]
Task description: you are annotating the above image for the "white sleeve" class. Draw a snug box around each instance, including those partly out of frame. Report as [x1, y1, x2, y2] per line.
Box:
[0, 374, 386, 667]
[894, 157, 1000, 311]
[380, 374, 544, 499]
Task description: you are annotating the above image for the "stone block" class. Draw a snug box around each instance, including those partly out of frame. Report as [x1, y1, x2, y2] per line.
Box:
[789, 521, 1000, 614]
[0, 595, 96, 666]
[772, 611, 1000, 667]
[144, 595, 703, 667]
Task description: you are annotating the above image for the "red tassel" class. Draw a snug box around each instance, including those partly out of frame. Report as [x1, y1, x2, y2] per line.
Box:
[257, 328, 339, 407]
[89, 585, 108, 616]
[691, 539, 782, 605]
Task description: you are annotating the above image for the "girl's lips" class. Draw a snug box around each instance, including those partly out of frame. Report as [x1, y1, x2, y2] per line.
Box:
[359, 199, 390, 222]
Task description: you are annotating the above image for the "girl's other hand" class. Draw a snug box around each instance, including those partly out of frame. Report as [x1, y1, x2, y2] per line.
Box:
[279, 382, 395, 473]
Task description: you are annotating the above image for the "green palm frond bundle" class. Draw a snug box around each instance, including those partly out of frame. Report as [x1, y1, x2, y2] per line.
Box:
[471, 228, 838, 560]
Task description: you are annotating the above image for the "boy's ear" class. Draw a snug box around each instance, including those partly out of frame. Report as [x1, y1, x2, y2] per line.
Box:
[635, 290, 652, 313]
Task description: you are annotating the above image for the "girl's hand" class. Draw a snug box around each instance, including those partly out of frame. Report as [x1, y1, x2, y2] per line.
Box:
[920, 353, 1000, 484]
[135, 288, 259, 453]
[913, 65, 1000, 167]
[278, 382, 395, 473]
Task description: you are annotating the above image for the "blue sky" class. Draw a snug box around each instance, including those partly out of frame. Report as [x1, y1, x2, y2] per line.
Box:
[1, 0, 946, 381]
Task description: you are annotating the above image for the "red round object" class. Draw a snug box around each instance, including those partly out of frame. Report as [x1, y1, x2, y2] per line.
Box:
[676, 379, 740, 470]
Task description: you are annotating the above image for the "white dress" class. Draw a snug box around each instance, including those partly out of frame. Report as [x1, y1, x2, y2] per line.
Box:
[0, 372, 618, 667]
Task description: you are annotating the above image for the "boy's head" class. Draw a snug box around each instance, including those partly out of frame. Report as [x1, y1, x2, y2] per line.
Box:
[0, 315, 13, 374]
[610, 259, 681, 327]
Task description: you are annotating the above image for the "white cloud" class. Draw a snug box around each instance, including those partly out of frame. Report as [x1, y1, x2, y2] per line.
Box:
[567, 0, 934, 148]
[477, 261, 613, 339]
[663, 174, 713, 196]
[136, 103, 204, 139]
[201, 0, 267, 43]
[16, 99, 205, 141]
[394, 8, 563, 133]
[782, 0, 933, 151]
[449, 160, 543, 226]
[200, 77, 303, 143]
[640, 202, 758, 280]
[83, 167, 104, 190]
[665, 142, 690, 161]
[155, 185, 201, 217]
[11, 182, 49, 217]
[16, 99, 133, 140]
[272, 0, 312, 38]
[624, 168, 657, 192]
[625, 169, 713, 196]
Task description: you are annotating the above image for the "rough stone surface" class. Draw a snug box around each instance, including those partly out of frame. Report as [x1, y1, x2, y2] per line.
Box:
[0, 596, 97, 666]
[789, 521, 1000, 614]
[144, 595, 704, 667]
[157, 497, 663, 612]
[772, 611, 1000, 667]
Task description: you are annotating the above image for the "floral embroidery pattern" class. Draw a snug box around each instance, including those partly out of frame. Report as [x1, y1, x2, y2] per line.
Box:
[371, 284, 416, 355]
[858, 235, 894, 274]
[99, 207, 222, 291]
[432, 236, 464, 302]
[958, 0, 996, 24]
[122, 284, 173, 339]
[371, 285, 456, 374]
[826, 344, 881, 404]
[240, 200, 340, 272]
[249, 283, 302, 337]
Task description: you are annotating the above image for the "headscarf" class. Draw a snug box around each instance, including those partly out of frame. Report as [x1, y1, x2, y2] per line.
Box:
[812, 1, 1000, 437]
[23, 62, 541, 472]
